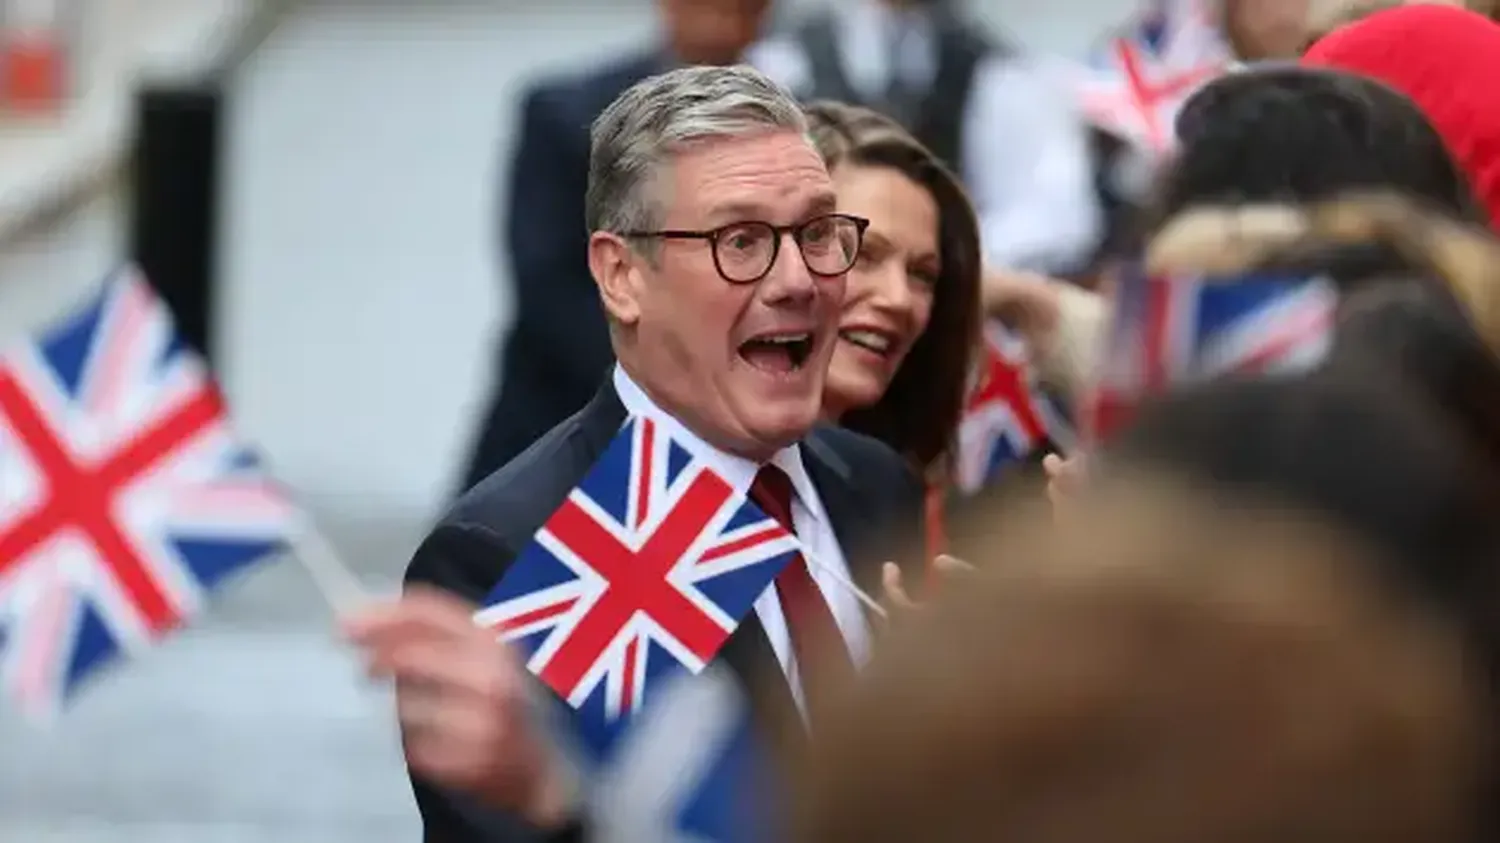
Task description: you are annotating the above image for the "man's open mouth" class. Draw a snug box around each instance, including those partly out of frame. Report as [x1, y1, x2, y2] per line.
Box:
[739, 331, 814, 374]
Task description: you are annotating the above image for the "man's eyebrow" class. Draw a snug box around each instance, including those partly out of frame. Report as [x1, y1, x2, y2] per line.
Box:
[705, 193, 838, 225]
[801, 192, 838, 216]
[705, 201, 771, 223]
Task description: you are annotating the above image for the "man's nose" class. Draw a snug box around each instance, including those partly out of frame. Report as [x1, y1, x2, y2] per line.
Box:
[760, 231, 821, 301]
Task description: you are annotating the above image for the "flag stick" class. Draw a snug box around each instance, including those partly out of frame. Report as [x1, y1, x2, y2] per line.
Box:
[287, 514, 369, 612]
[804, 551, 887, 619]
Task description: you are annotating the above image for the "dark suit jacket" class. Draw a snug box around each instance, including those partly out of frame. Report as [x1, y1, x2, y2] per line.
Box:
[406, 381, 927, 843]
[459, 52, 665, 494]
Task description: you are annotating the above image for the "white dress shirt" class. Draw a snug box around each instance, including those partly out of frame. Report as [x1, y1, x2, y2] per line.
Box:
[746, 0, 1103, 273]
[611, 365, 871, 712]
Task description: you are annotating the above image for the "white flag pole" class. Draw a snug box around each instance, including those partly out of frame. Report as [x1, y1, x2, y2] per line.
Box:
[286, 512, 370, 613]
[803, 550, 887, 619]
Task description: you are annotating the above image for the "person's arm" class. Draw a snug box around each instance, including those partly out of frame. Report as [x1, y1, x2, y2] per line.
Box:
[962, 56, 1103, 275]
[401, 524, 587, 843]
[503, 83, 613, 387]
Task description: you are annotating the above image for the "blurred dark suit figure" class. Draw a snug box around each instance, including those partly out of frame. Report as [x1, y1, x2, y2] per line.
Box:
[459, 0, 774, 493]
[749, 0, 1100, 274]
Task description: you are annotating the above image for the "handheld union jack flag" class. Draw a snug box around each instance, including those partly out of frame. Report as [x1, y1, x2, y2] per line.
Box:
[1084, 266, 1338, 441]
[955, 324, 1073, 494]
[476, 416, 801, 733]
[0, 267, 296, 721]
[1077, 0, 1230, 153]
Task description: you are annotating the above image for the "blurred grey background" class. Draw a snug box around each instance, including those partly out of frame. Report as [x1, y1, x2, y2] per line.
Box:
[0, 0, 1133, 839]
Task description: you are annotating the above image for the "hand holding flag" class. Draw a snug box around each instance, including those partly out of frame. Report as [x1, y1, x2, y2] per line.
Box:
[955, 323, 1073, 494]
[342, 586, 579, 829]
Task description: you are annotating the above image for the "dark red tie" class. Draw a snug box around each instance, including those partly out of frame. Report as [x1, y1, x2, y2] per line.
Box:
[749, 465, 854, 723]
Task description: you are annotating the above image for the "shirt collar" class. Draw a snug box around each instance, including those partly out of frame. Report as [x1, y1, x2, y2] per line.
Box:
[612, 364, 823, 517]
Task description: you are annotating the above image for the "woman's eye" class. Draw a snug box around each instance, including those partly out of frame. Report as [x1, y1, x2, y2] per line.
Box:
[911, 268, 940, 285]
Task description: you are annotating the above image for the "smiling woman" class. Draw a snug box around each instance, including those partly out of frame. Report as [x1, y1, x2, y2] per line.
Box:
[805, 101, 983, 475]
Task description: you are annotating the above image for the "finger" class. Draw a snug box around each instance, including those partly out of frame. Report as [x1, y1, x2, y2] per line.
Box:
[346, 586, 484, 639]
[401, 702, 509, 784]
[1042, 453, 1065, 479]
[881, 562, 915, 610]
[342, 587, 485, 646]
[372, 637, 527, 708]
[933, 554, 975, 574]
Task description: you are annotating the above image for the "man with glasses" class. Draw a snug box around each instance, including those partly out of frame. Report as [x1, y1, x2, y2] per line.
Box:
[343, 65, 927, 843]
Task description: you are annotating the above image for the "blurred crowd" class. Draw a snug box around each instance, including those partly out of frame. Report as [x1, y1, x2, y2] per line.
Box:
[341, 1, 1500, 842]
[459, 0, 1500, 493]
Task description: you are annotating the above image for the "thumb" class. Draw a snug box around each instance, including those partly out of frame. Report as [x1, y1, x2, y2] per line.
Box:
[1042, 453, 1066, 478]
[933, 553, 975, 574]
[881, 561, 913, 608]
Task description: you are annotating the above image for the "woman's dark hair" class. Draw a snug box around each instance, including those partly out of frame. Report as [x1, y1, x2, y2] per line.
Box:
[805, 100, 983, 471]
[1147, 66, 1483, 234]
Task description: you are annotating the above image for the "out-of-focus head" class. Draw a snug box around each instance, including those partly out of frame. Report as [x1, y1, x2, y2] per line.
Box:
[804, 101, 981, 470]
[1140, 192, 1500, 466]
[655, 0, 772, 66]
[1302, 4, 1500, 230]
[1083, 191, 1500, 640]
[1222, 0, 1314, 58]
[792, 491, 1482, 843]
[1155, 66, 1479, 229]
[587, 66, 856, 460]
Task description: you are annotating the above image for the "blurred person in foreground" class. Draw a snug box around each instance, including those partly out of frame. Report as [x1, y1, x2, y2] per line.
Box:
[1036, 193, 1500, 516]
[794, 473, 1484, 843]
[460, 0, 776, 493]
[837, 220, 1500, 832]
[346, 65, 928, 843]
[750, 0, 1101, 276]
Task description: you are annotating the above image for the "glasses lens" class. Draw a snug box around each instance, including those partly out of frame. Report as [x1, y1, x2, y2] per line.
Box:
[713, 221, 778, 282]
[798, 215, 861, 276]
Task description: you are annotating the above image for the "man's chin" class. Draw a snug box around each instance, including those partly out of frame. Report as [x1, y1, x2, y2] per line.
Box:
[732, 397, 823, 456]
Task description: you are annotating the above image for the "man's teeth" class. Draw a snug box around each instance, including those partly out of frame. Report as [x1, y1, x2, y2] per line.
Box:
[841, 329, 891, 353]
[759, 333, 810, 345]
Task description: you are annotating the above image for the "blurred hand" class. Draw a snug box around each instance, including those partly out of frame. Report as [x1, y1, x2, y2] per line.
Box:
[982, 267, 1065, 349]
[342, 587, 573, 827]
[1043, 453, 1087, 524]
[880, 555, 974, 616]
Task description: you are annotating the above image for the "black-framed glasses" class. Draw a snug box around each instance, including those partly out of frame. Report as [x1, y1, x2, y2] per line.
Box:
[622, 213, 870, 284]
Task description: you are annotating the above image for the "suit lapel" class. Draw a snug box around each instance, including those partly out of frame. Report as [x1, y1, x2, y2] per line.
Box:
[572, 379, 628, 462]
[802, 431, 898, 601]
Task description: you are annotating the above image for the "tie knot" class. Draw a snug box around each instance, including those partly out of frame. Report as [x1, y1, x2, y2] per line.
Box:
[750, 465, 796, 531]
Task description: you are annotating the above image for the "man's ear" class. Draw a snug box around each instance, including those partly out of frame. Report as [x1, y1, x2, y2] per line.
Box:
[590, 231, 643, 326]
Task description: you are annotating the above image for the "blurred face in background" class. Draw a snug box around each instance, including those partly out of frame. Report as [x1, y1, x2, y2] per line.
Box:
[657, 0, 772, 66]
[823, 164, 938, 419]
[1225, 0, 1313, 58]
